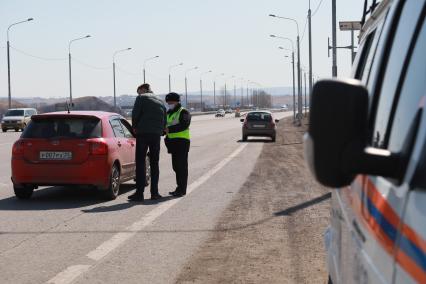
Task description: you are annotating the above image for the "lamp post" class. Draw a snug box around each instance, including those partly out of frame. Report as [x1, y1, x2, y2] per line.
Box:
[269, 14, 302, 124]
[224, 76, 235, 109]
[168, 63, 183, 93]
[6, 18, 34, 109]
[113, 48, 132, 108]
[185, 66, 198, 108]
[239, 78, 245, 108]
[213, 73, 224, 109]
[68, 35, 91, 105]
[271, 33, 296, 121]
[143, 55, 159, 83]
[200, 70, 212, 112]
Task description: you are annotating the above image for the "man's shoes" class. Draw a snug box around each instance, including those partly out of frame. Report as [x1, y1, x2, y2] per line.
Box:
[150, 194, 163, 200]
[128, 193, 144, 202]
[169, 191, 186, 198]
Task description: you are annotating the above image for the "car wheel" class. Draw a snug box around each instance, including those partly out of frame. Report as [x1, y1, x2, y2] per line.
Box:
[14, 128, 19, 132]
[2, 128, 6, 133]
[271, 136, 276, 142]
[145, 155, 151, 186]
[14, 185, 34, 199]
[242, 135, 247, 142]
[105, 163, 120, 200]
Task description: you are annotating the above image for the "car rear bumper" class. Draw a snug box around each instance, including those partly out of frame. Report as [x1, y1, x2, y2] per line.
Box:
[11, 157, 111, 189]
[243, 129, 276, 137]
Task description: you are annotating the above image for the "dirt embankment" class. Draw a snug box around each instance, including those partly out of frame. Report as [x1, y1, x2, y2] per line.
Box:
[176, 117, 331, 284]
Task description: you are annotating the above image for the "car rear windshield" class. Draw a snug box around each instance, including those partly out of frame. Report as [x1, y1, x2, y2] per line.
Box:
[5, 110, 24, 116]
[246, 112, 272, 122]
[22, 117, 102, 139]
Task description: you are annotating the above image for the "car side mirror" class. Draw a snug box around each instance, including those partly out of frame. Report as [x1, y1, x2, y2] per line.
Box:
[304, 79, 402, 188]
[240, 119, 245, 122]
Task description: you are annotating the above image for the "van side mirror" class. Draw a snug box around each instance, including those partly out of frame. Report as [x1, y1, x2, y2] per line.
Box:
[304, 79, 401, 188]
[240, 118, 245, 122]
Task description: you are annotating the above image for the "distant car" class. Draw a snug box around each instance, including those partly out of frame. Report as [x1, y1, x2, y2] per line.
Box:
[1, 108, 37, 132]
[241, 111, 279, 142]
[225, 109, 233, 114]
[11, 111, 149, 200]
[281, 105, 289, 111]
[215, 109, 225, 117]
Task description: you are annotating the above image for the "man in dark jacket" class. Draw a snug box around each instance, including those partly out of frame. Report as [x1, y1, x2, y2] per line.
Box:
[129, 83, 167, 202]
[164, 92, 191, 197]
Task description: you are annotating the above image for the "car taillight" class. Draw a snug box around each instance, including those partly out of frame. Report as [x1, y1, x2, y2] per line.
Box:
[243, 120, 248, 128]
[88, 139, 108, 155]
[12, 140, 24, 156]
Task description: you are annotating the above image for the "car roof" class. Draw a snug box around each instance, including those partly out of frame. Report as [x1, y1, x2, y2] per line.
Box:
[31, 111, 120, 120]
[247, 111, 272, 114]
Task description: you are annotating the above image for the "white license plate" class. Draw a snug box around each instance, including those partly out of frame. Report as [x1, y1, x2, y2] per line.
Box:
[253, 124, 265, 128]
[39, 151, 72, 160]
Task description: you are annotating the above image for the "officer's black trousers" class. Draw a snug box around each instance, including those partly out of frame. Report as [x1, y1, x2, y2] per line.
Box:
[171, 151, 188, 194]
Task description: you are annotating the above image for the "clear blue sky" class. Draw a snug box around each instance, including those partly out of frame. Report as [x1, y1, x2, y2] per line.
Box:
[0, 0, 364, 98]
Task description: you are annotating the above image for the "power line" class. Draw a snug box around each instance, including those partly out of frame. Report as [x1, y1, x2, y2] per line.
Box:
[311, 0, 324, 17]
[72, 57, 110, 70]
[9, 45, 66, 61]
[115, 65, 139, 76]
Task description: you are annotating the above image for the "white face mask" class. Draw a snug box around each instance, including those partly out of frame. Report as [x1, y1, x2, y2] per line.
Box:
[167, 103, 176, 110]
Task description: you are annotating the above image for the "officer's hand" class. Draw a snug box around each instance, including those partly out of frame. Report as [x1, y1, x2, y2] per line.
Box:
[164, 128, 169, 134]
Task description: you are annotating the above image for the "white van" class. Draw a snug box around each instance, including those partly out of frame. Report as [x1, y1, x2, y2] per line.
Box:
[1, 108, 37, 132]
[305, 0, 426, 283]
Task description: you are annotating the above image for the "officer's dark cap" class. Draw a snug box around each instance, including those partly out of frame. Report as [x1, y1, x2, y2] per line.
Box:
[165, 92, 180, 102]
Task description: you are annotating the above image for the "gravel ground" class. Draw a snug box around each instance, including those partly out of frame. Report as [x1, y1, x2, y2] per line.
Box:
[176, 117, 331, 284]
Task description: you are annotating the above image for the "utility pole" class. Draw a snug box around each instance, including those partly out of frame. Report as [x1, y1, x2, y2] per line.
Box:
[332, 0, 337, 77]
[308, 0, 313, 110]
[304, 72, 307, 116]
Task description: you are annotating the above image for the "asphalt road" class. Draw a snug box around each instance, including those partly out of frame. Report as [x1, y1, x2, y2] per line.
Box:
[0, 111, 292, 284]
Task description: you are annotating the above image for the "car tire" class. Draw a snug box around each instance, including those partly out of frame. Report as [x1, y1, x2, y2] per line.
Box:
[328, 276, 333, 284]
[242, 135, 247, 142]
[2, 128, 6, 133]
[21, 123, 27, 131]
[105, 163, 121, 200]
[14, 128, 19, 132]
[14, 185, 34, 199]
[271, 136, 276, 142]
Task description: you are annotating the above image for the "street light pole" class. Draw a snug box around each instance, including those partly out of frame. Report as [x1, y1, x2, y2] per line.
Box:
[224, 76, 235, 109]
[213, 73, 224, 109]
[200, 70, 212, 112]
[6, 18, 34, 109]
[185, 66, 198, 108]
[168, 62, 183, 93]
[68, 35, 91, 106]
[113, 48, 132, 108]
[143, 55, 159, 83]
[269, 14, 302, 124]
[332, 0, 337, 77]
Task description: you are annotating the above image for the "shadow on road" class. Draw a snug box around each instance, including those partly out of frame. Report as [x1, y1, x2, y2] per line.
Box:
[237, 138, 273, 143]
[0, 183, 136, 211]
[0, 192, 331, 235]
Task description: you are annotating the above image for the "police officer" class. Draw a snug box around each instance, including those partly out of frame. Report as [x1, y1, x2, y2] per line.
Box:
[164, 93, 191, 197]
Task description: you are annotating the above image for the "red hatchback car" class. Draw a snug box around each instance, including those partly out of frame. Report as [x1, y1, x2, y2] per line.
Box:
[11, 111, 146, 200]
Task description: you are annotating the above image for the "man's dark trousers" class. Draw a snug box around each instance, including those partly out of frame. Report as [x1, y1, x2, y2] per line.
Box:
[171, 150, 188, 195]
[136, 133, 160, 196]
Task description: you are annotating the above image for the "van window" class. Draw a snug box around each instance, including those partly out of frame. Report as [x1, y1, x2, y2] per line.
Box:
[371, 0, 425, 148]
[387, 19, 426, 153]
[5, 110, 24, 117]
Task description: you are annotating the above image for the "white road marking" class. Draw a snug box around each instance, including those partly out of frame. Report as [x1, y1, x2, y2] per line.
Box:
[46, 143, 248, 284]
[46, 265, 91, 284]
